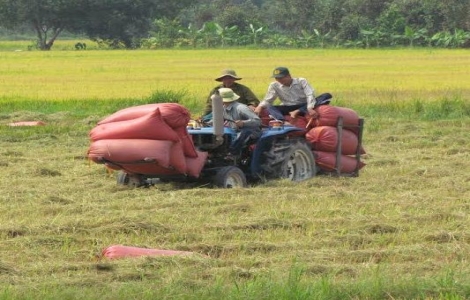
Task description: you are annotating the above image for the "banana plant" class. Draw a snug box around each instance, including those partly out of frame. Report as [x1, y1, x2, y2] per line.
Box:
[249, 24, 264, 46]
[436, 29, 470, 48]
[296, 30, 315, 48]
[403, 26, 427, 47]
[313, 29, 331, 48]
[359, 29, 374, 48]
[217, 24, 239, 47]
[178, 23, 202, 48]
[197, 22, 220, 48]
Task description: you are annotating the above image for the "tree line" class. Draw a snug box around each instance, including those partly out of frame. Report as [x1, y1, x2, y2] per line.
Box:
[1, 0, 469, 50]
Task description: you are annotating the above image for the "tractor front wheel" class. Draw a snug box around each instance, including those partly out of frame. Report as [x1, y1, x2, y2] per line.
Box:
[116, 171, 145, 187]
[213, 166, 247, 188]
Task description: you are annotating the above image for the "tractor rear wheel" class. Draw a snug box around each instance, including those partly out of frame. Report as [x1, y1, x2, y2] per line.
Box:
[261, 140, 316, 181]
[213, 166, 247, 188]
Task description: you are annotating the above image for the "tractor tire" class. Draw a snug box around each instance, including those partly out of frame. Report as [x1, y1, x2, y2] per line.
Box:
[213, 166, 247, 188]
[261, 139, 316, 181]
[116, 171, 145, 187]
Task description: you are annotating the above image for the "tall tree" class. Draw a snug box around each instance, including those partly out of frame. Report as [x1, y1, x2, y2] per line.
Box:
[74, 0, 157, 48]
[0, 0, 192, 50]
[261, 0, 319, 34]
[0, 0, 76, 50]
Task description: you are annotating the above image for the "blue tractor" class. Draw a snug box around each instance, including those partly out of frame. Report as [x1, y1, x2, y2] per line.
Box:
[116, 95, 316, 188]
[185, 122, 316, 188]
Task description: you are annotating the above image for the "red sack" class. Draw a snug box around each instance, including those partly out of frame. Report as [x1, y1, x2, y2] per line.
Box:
[185, 151, 208, 177]
[98, 104, 157, 125]
[284, 115, 308, 129]
[259, 108, 271, 127]
[313, 106, 360, 131]
[90, 108, 179, 142]
[98, 103, 191, 129]
[102, 245, 193, 259]
[156, 103, 191, 129]
[121, 150, 208, 177]
[169, 141, 187, 174]
[88, 139, 174, 169]
[313, 151, 365, 173]
[8, 121, 46, 127]
[306, 126, 365, 155]
[174, 126, 198, 158]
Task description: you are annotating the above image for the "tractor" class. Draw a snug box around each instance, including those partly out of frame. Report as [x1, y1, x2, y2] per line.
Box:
[113, 95, 315, 188]
[90, 94, 364, 188]
[181, 119, 315, 188]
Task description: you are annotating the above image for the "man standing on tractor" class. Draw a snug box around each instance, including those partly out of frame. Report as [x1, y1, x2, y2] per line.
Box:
[219, 87, 262, 161]
[201, 69, 260, 122]
[254, 67, 318, 123]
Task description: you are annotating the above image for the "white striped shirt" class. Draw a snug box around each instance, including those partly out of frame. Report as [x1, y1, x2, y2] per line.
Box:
[260, 78, 315, 109]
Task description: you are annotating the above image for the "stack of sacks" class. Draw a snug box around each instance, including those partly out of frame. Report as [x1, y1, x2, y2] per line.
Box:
[87, 103, 208, 178]
[305, 105, 366, 174]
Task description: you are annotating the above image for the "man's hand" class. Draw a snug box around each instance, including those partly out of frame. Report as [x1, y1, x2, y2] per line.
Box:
[254, 106, 263, 115]
[289, 109, 300, 119]
[307, 108, 318, 118]
[234, 120, 244, 128]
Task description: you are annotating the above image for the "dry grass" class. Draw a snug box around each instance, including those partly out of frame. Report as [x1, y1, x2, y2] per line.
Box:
[0, 49, 469, 299]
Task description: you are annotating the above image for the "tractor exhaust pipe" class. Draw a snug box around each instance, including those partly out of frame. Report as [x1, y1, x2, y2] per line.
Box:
[211, 94, 224, 145]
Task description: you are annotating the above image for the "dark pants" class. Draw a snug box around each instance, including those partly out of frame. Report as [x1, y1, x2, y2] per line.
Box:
[267, 104, 307, 121]
[229, 128, 261, 156]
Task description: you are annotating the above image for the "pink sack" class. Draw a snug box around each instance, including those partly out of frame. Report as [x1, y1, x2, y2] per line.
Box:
[98, 103, 191, 129]
[102, 245, 194, 259]
[123, 151, 207, 178]
[259, 108, 271, 127]
[90, 108, 179, 142]
[306, 126, 365, 155]
[174, 126, 198, 158]
[284, 115, 308, 129]
[313, 150, 365, 173]
[169, 141, 187, 174]
[98, 104, 158, 124]
[156, 103, 191, 129]
[8, 121, 46, 127]
[313, 106, 360, 132]
[87, 139, 174, 169]
[185, 151, 208, 177]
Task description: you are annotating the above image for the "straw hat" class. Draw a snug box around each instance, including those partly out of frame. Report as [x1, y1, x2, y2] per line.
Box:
[215, 69, 242, 81]
[219, 88, 240, 102]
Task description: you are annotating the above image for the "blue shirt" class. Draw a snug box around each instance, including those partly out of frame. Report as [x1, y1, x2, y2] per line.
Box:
[223, 102, 261, 130]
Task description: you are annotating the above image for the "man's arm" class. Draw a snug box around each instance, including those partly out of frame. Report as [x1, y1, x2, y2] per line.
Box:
[299, 78, 315, 109]
[255, 82, 278, 114]
[238, 105, 261, 128]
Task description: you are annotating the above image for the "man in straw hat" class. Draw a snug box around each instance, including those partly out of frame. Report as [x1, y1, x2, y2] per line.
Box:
[201, 69, 259, 122]
[219, 87, 262, 161]
[254, 67, 317, 123]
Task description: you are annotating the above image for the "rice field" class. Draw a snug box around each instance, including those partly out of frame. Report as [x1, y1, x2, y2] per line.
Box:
[1, 47, 469, 112]
[0, 47, 469, 299]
